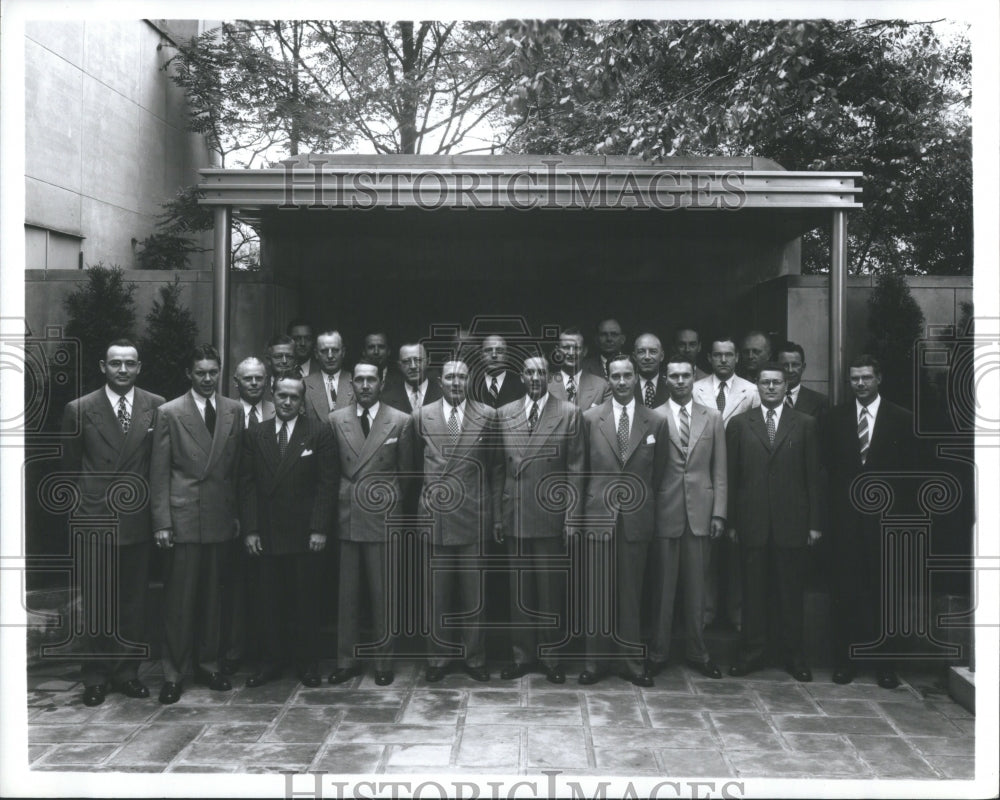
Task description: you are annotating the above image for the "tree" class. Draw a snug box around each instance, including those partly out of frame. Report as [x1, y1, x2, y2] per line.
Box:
[865, 271, 926, 408]
[138, 279, 199, 400]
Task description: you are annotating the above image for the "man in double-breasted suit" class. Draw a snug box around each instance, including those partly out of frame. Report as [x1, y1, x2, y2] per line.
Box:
[302, 329, 354, 428]
[776, 342, 828, 418]
[549, 329, 612, 411]
[470, 334, 527, 409]
[648, 353, 727, 680]
[633, 333, 670, 409]
[150, 344, 243, 704]
[413, 359, 503, 683]
[61, 339, 165, 706]
[328, 361, 415, 687]
[239, 372, 337, 688]
[381, 343, 442, 413]
[726, 364, 823, 682]
[495, 355, 584, 685]
[578, 353, 669, 688]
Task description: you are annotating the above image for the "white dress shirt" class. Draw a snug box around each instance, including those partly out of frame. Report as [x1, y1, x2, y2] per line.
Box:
[324, 370, 343, 409]
[523, 391, 549, 425]
[407, 378, 428, 409]
[612, 397, 636, 429]
[442, 398, 467, 428]
[189, 389, 218, 422]
[640, 376, 660, 401]
[857, 394, 881, 439]
[105, 385, 134, 416]
[274, 414, 297, 438]
[667, 397, 693, 431]
[486, 371, 506, 394]
[761, 402, 785, 427]
[240, 398, 264, 426]
[358, 401, 380, 423]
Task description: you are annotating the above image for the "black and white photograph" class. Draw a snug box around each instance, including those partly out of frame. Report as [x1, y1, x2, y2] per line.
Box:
[1, 1, 996, 797]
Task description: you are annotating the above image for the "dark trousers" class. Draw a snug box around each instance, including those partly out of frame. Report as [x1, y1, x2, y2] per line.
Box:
[259, 552, 322, 671]
[337, 540, 392, 670]
[507, 536, 566, 669]
[79, 539, 151, 687]
[739, 543, 805, 665]
[161, 542, 225, 683]
[649, 529, 711, 665]
[428, 542, 486, 668]
[220, 538, 254, 663]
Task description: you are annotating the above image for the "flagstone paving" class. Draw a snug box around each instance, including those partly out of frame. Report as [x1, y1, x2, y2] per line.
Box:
[25, 660, 974, 778]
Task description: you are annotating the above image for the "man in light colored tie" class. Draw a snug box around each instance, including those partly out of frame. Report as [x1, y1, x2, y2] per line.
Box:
[382, 343, 442, 413]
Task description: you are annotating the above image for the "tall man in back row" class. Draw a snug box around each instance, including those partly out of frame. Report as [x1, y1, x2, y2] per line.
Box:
[303, 329, 354, 427]
[550, 328, 612, 410]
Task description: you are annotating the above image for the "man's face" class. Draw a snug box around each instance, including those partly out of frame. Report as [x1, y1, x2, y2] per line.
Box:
[557, 334, 585, 371]
[596, 320, 625, 356]
[288, 325, 314, 364]
[850, 366, 881, 405]
[709, 341, 738, 380]
[439, 360, 469, 405]
[234, 362, 266, 404]
[315, 333, 344, 374]
[608, 358, 637, 404]
[267, 343, 296, 375]
[741, 334, 771, 376]
[187, 358, 221, 399]
[363, 334, 389, 367]
[352, 364, 381, 409]
[273, 378, 305, 421]
[521, 357, 549, 401]
[101, 345, 141, 395]
[481, 335, 508, 374]
[398, 345, 426, 386]
[778, 351, 805, 390]
[664, 361, 695, 404]
[634, 334, 663, 379]
[674, 329, 701, 360]
[757, 369, 787, 409]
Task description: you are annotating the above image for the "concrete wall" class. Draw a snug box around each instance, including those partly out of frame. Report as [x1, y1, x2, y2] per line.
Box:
[24, 20, 213, 271]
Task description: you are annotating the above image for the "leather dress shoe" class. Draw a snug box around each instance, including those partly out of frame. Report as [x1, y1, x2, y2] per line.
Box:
[328, 665, 363, 685]
[463, 663, 490, 682]
[877, 669, 901, 690]
[246, 667, 283, 688]
[647, 659, 669, 677]
[113, 678, 150, 698]
[425, 665, 447, 683]
[786, 661, 813, 682]
[544, 665, 566, 685]
[832, 665, 855, 685]
[728, 659, 763, 677]
[300, 670, 321, 688]
[578, 670, 605, 686]
[374, 670, 395, 686]
[620, 670, 654, 688]
[220, 658, 241, 676]
[82, 683, 109, 707]
[194, 670, 232, 691]
[500, 662, 535, 680]
[158, 681, 182, 705]
[686, 658, 723, 679]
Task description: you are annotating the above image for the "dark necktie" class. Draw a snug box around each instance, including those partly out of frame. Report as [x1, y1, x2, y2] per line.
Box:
[766, 408, 776, 445]
[448, 404, 460, 440]
[566, 374, 577, 404]
[205, 398, 216, 436]
[328, 377, 337, 407]
[679, 405, 690, 450]
[617, 405, 630, 461]
[278, 420, 288, 458]
[361, 407, 371, 437]
[858, 407, 870, 465]
[644, 380, 655, 408]
[249, 405, 259, 427]
[117, 395, 130, 434]
[528, 401, 539, 433]
[716, 381, 726, 413]
[490, 376, 499, 401]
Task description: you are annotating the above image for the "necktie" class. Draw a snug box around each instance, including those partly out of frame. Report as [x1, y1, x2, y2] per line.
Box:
[490, 376, 499, 401]
[784, 393, 794, 409]
[328, 377, 337, 407]
[409, 386, 421, 410]
[644, 380, 655, 408]
[249, 405, 259, 427]
[566, 374, 577, 404]
[858, 407, 870, 465]
[117, 395, 130, 434]
[278, 420, 288, 458]
[448, 404, 460, 440]
[528, 401, 539, 433]
[205, 398, 216, 436]
[361, 407, 371, 437]
[679, 405, 690, 450]
[766, 408, 776, 445]
[617, 405, 630, 461]
[716, 381, 726, 413]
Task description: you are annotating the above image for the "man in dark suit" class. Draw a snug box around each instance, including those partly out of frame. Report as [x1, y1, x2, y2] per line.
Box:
[287, 318, 319, 377]
[265, 334, 298, 384]
[648, 353, 727, 680]
[302, 329, 354, 428]
[362, 331, 399, 387]
[726, 363, 823, 682]
[470, 334, 526, 409]
[328, 361, 415, 687]
[239, 372, 337, 688]
[151, 344, 243, 704]
[61, 339, 165, 706]
[633, 333, 669, 409]
[776, 341, 828, 418]
[549, 328, 612, 411]
[381, 343, 442, 413]
[495, 355, 584, 685]
[581, 318, 626, 378]
[578, 353, 669, 688]
[672, 326, 710, 381]
[413, 359, 503, 683]
[825, 354, 920, 690]
[737, 330, 772, 383]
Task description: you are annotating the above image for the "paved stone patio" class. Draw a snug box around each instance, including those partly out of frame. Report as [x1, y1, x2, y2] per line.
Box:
[25, 659, 974, 779]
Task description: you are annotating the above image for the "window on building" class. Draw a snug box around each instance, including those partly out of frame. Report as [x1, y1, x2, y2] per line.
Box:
[25, 225, 83, 270]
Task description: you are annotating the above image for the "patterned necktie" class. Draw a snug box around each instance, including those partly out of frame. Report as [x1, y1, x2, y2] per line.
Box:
[361, 407, 371, 438]
[716, 381, 726, 413]
[679, 405, 690, 450]
[117, 395, 130, 434]
[617, 405, 630, 461]
[858, 407, 870, 465]
[278, 420, 288, 458]
[784, 393, 794, 409]
[528, 401, 539, 433]
[766, 408, 776, 445]
[448, 404, 460, 440]
[205, 398, 216, 436]
[644, 380, 655, 408]
[249, 405, 259, 427]
[328, 377, 337, 407]
[410, 385, 421, 410]
[490, 376, 499, 401]
[566, 374, 576, 404]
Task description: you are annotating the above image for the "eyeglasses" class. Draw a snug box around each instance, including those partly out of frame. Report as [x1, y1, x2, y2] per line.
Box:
[106, 360, 138, 368]
[759, 379, 785, 387]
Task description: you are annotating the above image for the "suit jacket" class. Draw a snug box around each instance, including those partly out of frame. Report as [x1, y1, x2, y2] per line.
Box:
[302, 370, 354, 429]
[634, 374, 670, 409]
[581, 400, 669, 543]
[413, 399, 503, 547]
[61, 386, 165, 545]
[242, 399, 275, 428]
[150, 392, 243, 543]
[381, 373, 443, 413]
[549, 370, 611, 411]
[238, 414, 338, 555]
[581, 354, 609, 379]
[788, 385, 829, 418]
[725, 406, 822, 548]
[693, 374, 760, 428]
[329, 403, 415, 542]
[497, 395, 585, 539]
[471, 369, 526, 409]
[653, 401, 727, 538]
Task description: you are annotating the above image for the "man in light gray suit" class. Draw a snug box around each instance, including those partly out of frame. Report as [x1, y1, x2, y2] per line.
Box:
[302, 329, 354, 428]
[549, 328, 611, 410]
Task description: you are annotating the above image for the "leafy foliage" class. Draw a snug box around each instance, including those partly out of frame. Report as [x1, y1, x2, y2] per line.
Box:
[865, 271, 926, 407]
[138, 279, 199, 400]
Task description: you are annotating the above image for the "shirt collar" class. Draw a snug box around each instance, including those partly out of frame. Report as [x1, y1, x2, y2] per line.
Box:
[105, 385, 134, 408]
[323, 369, 341, 384]
[563, 368, 583, 384]
[857, 394, 881, 419]
[274, 414, 297, 436]
[407, 378, 428, 395]
[524, 392, 549, 414]
[668, 397, 692, 415]
[762, 403, 784, 424]
[711, 374, 730, 392]
[613, 397, 636, 415]
[358, 401, 380, 419]
[189, 389, 216, 410]
[240, 398, 261, 415]
[487, 371, 506, 389]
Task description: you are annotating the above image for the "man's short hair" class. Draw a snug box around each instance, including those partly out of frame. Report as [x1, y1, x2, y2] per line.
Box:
[267, 333, 295, 349]
[756, 361, 784, 377]
[742, 330, 772, 349]
[664, 352, 697, 371]
[315, 329, 344, 343]
[709, 335, 738, 350]
[606, 352, 638, 373]
[776, 341, 806, 361]
[286, 318, 313, 334]
[561, 325, 584, 338]
[272, 367, 305, 393]
[188, 344, 221, 370]
[850, 353, 883, 377]
[398, 342, 426, 359]
[352, 358, 380, 377]
[105, 338, 139, 359]
[672, 325, 700, 340]
[235, 356, 266, 373]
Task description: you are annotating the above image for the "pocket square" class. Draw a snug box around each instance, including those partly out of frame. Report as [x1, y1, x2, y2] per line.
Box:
[385, 437, 398, 444]
[646, 434, 656, 444]
[147, 427, 154, 433]
[301, 449, 314, 457]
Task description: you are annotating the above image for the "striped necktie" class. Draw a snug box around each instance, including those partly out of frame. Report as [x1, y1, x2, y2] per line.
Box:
[858, 407, 870, 465]
[617, 405, 629, 461]
[679, 405, 690, 450]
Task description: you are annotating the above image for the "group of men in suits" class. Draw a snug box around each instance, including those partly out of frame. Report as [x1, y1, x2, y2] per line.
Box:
[62, 318, 920, 707]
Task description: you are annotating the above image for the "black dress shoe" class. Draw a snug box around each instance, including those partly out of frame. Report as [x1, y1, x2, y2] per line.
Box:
[728, 659, 762, 677]
[647, 659, 669, 677]
[686, 659, 723, 679]
[158, 681, 182, 705]
[425, 665, 447, 683]
[194, 670, 232, 691]
[463, 663, 490, 682]
[620, 670, 654, 688]
[112, 678, 150, 698]
[300, 671, 321, 688]
[876, 669, 901, 690]
[500, 663, 534, 680]
[374, 670, 395, 686]
[220, 658, 240, 676]
[786, 661, 813, 682]
[832, 665, 855, 685]
[544, 665, 566, 685]
[328, 665, 364, 685]
[578, 670, 604, 685]
[246, 667, 283, 688]
[82, 684, 108, 707]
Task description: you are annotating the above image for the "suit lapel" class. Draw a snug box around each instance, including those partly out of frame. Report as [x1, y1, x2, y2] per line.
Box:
[622, 406, 650, 465]
[117, 390, 155, 466]
[770, 408, 795, 455]
[662, 405, 683, 455]
[260, 419, 281, 479]
[598, 403, 620, 460]
[532, 397, 561, 444]
[452, 402, 487, 462]
[273, 416, 308, 485]
[204, 398, 238, 477]
[86, 391, 126, 455]
[685, 404, 709, 462]
[179, 393, 213, 456]
[748, 409, 772, 452]
[355, 406, 393, 471]
[338, 409, 364, 460]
